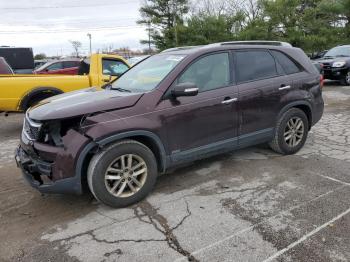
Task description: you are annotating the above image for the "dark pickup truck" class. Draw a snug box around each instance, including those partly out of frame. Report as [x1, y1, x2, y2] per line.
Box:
[314, 45, 350, 85]
[0, 47, 34, 74]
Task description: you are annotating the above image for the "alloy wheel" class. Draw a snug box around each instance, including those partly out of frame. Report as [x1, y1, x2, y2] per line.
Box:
[346, 71, 350, 85]
[104, 154, 148, 198]
[284, 117, 304, 147]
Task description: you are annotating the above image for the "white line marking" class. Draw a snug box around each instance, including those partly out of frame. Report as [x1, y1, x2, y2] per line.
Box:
[316, 174, 350, 186]
[174, 185, 346, 261]
[262, 207, 350, 262]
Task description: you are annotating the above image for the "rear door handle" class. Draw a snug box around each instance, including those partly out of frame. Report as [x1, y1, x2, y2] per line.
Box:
[279, 85, 291, 91]
[221, 98, 238, 104]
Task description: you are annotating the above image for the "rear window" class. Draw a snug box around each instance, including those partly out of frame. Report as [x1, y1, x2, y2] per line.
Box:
[236, 50, 278, 83]
[271, 50, 301, 75]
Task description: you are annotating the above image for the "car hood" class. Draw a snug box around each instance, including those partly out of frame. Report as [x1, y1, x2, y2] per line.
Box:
[28, 87, 143, 121]
[314, 57, 350, 64]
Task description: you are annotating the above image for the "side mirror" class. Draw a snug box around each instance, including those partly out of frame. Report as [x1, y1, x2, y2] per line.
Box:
[101, 75, 113, 89]
[171, 83, 199, 97]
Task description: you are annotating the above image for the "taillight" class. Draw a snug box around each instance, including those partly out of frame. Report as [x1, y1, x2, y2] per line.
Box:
[320, 74, 324, 89]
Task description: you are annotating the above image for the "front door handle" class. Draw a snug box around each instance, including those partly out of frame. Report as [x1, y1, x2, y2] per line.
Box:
[279, 85, 291, 91]
[221, 98, 238, 104]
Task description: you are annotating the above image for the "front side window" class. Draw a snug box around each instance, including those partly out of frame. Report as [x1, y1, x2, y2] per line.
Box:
[111, 54, 185, 93]
[102, 59, 129, 76]
[236, 50, 277, 83]
[47, 62, 63, 71]
[177, 53, 230, 92]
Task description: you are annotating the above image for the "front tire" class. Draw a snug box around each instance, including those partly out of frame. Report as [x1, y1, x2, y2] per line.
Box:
[340, 70, 350, 86]
[269, 108, 309, 155]
[87, 140, 158, 208]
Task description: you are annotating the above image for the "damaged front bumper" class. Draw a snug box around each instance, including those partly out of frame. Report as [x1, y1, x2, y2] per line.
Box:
[15, 146, 83, 195]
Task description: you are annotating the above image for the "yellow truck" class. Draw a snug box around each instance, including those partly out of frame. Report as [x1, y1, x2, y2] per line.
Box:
[0, 53, 130, 112]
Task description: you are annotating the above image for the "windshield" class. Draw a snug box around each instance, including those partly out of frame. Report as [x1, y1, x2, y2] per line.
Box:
[324, 46, 350, 57]
[111, 54, 185, 92]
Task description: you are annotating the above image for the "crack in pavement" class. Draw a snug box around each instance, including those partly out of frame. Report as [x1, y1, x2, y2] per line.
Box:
[133, 200, 198, 262]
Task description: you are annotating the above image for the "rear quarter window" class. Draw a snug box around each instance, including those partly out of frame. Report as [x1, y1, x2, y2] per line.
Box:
[270, 50, 301, 75]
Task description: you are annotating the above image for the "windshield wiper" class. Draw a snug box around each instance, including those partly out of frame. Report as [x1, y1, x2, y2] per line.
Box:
[323, 56, 334, 59]
[336, 55, 350, 57]
[111, 87, 132, 93]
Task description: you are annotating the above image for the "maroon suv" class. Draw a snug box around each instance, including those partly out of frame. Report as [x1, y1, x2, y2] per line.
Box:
[16, 42, 324, 208]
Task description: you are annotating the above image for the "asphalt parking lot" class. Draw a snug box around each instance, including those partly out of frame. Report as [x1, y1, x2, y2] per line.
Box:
[1, 84, 350, 262]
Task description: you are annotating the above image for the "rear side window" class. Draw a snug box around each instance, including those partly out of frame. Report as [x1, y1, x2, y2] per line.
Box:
[47, 62, 63, 71]
[235, 50, 277, 83]
[271, 50, 301, 75]
[64, 61, 79, 68]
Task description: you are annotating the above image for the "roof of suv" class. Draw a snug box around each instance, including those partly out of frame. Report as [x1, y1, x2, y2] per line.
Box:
[161, 41, 294, 56]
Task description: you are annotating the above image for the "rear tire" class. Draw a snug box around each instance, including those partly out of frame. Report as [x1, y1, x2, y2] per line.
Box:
[87, 140, 158, 208]
[269, 108, 309, 155]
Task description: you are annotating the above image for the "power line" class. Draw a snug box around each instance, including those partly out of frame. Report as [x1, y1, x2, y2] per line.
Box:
[1, 1, 140, 10]
[0, 18, 138, 27]
[0, 25, 145, 34]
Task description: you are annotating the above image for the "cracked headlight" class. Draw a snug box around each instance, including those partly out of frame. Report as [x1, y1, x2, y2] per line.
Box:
[332, 61, 346, 68]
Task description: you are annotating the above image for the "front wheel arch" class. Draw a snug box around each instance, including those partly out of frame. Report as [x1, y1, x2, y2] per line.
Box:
[19, 87, 63, 111]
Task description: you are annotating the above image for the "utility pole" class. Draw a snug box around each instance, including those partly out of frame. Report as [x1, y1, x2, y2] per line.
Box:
[173, 0, 178, 47]
[87, 33, 92, 55]
[148, 21, 151, 54]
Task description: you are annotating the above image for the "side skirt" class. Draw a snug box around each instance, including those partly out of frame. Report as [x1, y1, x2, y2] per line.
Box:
[169, 128, 274, 167]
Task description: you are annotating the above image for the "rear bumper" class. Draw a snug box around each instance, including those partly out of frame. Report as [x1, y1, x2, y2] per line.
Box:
[312, 93, 324, 127]
[15, 146, 82, 194]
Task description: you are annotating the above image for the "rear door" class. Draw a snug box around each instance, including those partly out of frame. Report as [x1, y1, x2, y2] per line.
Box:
[234, 49, 290, 145]
[61, 61, 80, 74]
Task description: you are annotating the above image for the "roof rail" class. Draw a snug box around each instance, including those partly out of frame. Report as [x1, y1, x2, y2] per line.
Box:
[212, 41, 292, 47]
[161, 46, 203, 53]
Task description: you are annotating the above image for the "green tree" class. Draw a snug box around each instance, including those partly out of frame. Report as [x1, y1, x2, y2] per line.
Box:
[34, 53, 47, 60]
[238, 0, 349, 52]
[178, 14, 245, 46]
[138, 0, 189, 50]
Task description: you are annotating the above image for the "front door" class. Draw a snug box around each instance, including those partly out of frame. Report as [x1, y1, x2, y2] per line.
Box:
[156, 52, 239, 163]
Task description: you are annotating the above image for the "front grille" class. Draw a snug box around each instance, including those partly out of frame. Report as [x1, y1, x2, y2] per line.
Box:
[23, 114, 42, 141]
[322, 63, 331, 70]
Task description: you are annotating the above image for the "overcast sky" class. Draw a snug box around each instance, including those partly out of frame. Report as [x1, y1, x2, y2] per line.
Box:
[0, 0, 147, 56]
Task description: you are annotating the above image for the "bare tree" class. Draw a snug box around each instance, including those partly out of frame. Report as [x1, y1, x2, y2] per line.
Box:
[192, 0, 261, 23]
[69, 40, 82, 57]
[192, 0, 242, 17]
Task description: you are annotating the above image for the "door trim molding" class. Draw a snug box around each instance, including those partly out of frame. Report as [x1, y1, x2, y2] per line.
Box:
[170, 128, 274, 164]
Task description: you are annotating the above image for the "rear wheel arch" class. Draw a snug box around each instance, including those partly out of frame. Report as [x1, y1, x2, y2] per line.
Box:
[277, 102, 312, 130]
[19, 87, 63, 111]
